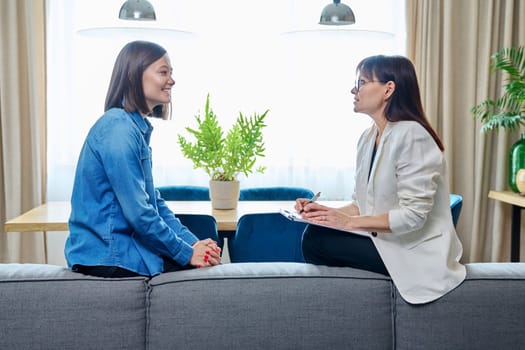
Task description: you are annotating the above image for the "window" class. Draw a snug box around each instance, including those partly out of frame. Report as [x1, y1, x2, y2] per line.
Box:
[46, 0, 406, 200]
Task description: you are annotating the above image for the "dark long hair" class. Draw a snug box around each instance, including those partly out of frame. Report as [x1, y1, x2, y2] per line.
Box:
[356, 55, 444, 151]
[104, 40, 169, 118]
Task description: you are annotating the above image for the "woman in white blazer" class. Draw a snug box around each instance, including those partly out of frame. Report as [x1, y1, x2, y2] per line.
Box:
[297, 55, 466, 304]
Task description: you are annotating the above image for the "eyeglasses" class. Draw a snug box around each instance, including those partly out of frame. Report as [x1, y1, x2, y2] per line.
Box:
[354, 78, 381, 92]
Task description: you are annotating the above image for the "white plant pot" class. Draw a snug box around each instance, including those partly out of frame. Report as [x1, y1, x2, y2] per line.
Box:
[209, 180, 240, 209]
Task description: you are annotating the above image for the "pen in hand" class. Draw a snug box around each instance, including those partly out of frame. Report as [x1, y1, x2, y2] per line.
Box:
[299, 192, 321, 214]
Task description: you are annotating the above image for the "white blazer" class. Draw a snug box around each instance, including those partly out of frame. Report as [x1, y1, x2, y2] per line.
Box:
[352, 121, 466, 304]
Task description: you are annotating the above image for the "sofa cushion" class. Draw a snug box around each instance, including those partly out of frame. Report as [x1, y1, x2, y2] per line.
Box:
[0, 264, 148, 350]
[394, 263, 525, 350]
[147, 262, 394, 350]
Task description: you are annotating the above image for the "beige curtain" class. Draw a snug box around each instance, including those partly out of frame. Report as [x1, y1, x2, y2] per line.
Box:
[407, 0, 525, 262]
[0, 0, 47, 263]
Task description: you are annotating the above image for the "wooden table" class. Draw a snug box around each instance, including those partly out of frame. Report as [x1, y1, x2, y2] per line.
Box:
[4, 200, 347, 263]
[4, 200, 347, 233]
[488, 190, 525, 262]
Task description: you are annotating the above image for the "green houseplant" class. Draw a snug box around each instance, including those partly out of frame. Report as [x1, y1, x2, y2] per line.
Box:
[178, 94, 269, 208]
[471, 46, 525, 193]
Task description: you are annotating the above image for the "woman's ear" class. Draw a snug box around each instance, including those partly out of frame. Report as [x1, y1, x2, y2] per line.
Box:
[384, 81, 396, 99]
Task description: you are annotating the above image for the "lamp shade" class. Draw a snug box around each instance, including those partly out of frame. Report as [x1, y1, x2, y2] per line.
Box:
[319, 0, 355, 25]
[119, 0, 156, 21]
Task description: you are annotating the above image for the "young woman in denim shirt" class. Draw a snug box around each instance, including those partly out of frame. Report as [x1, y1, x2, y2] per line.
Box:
[65, 41, 221, 277]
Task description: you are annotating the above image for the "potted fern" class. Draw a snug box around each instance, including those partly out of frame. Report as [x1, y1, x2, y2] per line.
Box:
[178, 94, 268, 209]
[471, 46, 525, 192]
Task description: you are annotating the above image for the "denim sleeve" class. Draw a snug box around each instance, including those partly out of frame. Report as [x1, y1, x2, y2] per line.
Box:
[93, 117, 194, 265]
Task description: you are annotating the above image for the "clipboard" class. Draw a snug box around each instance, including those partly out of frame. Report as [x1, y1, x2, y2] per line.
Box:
[279, 208, 369, 237]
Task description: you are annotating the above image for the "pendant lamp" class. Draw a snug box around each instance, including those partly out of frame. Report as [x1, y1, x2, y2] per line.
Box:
[319, 0, 355, 25]
[119, 0, 156, 21]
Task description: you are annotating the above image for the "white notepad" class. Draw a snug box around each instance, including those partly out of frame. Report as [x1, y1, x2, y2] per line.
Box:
[279, 208, 369, 236]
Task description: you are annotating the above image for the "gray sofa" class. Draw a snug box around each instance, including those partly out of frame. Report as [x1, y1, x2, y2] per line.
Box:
[1, 262, 524, 349]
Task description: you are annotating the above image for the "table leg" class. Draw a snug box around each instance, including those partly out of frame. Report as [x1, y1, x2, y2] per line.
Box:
[43, 231, 48, 264]
[511, 205, 521, 262]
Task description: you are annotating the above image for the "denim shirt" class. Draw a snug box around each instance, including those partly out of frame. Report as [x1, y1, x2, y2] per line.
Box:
[65, 108, 198, 276]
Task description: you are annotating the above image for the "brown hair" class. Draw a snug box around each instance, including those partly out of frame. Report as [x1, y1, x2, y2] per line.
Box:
[104, 40, 169, 118]
[356, 55, 444, 151]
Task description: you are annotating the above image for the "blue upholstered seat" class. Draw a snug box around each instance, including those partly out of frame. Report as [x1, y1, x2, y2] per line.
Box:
[450, 194, 463, 228]
[221, 187, 314, 241]
[155, 186, 220, 248]
[229, 213, 307, 263]
[239, 186, 314, 201]
[229, 186, 315, 262]
[156, 185, 210, 201]
[176, 214, 221, 248]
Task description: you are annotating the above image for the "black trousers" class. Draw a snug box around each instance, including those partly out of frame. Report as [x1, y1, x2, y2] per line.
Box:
[75, 258, 193, 278]
[302, 224, 389, 276]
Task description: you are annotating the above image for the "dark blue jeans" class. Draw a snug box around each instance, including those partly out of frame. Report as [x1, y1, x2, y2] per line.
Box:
[302, 224, 389, 276]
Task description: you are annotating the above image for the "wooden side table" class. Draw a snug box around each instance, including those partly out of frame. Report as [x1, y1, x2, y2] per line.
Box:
[488, 190, 525, 262]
